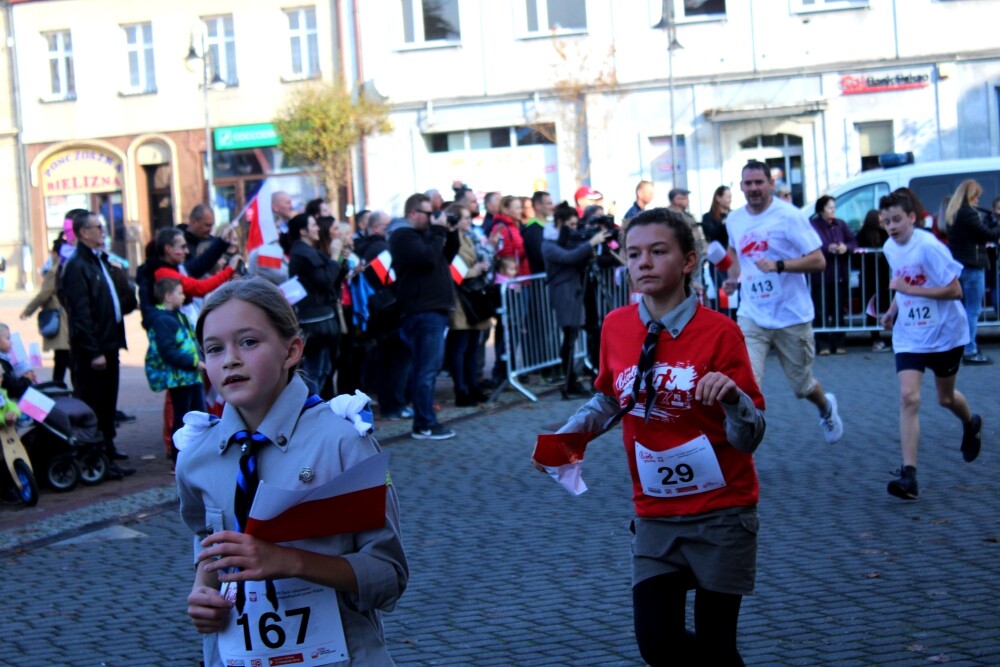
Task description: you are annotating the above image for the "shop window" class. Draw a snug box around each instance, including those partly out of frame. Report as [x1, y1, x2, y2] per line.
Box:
[44, 30, 75, 101]
[649, 135, 687, 188]
[522, 0, 587, 34]
[203, 15, 238, 86]
[123, 23, 156, 95]
[401, 0, 461, 45]
[285, 7, 320, 79]
[856, 121, 894, 172]
[790, 0, 869, 13]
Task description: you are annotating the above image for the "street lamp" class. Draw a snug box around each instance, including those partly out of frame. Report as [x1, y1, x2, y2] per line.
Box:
[186, 26, 226, 211]
[653, 2, 683, 191]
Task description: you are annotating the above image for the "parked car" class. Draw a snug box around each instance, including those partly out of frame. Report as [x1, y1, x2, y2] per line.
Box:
[811, 155, 1000, 232]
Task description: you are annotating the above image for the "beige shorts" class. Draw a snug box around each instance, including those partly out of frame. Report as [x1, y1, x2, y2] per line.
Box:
[738, 316, 817, 398]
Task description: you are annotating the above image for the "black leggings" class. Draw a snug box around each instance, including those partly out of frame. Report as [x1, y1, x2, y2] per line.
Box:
[633, 571, 745, 666]
[53, 349, 72, 387]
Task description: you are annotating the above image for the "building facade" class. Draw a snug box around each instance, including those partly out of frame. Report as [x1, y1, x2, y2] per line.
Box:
[350, 0, 1000, 218]
[9, 0, 340, 283]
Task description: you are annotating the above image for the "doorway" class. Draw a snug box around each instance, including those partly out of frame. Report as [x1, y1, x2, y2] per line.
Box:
[737, 133, 805, 207]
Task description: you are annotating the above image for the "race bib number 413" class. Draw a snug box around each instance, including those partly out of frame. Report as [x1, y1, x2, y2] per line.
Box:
[634, 436, 726, 498]
[742, 271, 782, 302]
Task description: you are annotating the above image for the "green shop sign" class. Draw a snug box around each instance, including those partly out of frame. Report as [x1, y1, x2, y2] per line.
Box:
[214, 123, 281, 150]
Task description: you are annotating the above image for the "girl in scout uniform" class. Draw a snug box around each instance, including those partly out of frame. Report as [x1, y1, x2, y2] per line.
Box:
[176, 277, 407, 667]
[548, 208, 766, 666]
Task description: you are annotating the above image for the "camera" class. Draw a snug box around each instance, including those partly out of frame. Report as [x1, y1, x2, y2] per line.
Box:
[446, 213, 461, 227]
[571, 214, 618, 246]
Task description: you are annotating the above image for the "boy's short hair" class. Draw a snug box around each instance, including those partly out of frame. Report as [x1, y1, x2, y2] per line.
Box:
[153, 278, 183, 305]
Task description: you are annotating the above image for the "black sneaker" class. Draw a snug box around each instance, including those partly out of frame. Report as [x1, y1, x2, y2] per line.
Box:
[887, 466, 918, 500]
[411, 425, 456, 440]
[961, 414, 982, 463]
[114, 410, 137, 424]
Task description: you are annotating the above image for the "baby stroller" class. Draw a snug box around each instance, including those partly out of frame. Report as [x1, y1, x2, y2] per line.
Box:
[22, 383, 109, 491]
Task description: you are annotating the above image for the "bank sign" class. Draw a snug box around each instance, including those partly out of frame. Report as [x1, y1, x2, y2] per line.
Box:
[214, 123, 281, 151]
[839, 72, 930, 95]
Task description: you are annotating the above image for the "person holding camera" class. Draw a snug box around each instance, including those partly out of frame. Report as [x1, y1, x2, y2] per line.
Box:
[543, 203, 610, 399]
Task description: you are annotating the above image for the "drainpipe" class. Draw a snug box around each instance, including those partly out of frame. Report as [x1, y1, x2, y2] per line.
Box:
[4, 1, 32, 290]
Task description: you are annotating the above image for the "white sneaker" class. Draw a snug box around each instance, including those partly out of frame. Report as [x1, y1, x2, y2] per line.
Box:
[819, 393, 843, 444]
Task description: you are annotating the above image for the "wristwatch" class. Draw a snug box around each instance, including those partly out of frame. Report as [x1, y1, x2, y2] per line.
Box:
[776, 260, 785, 274]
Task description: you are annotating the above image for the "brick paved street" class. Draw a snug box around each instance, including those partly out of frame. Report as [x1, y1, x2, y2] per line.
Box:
[1, 299, 998, 665]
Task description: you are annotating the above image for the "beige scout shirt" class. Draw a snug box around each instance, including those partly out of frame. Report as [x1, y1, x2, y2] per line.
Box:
[175, 375, 408, 666]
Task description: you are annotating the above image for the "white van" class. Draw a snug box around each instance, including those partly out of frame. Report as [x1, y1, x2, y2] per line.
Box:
[817, 156, 1000, 232]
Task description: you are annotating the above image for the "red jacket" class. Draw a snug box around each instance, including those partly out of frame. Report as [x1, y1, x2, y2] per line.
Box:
[489, 214, 530, 276]
[154, 264, 234, 299]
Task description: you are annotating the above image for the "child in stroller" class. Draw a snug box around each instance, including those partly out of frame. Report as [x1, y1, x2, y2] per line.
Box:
[22, 383, 111, 491]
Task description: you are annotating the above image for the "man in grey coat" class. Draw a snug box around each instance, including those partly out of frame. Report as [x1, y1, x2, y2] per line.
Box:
[542, 203, 609, 399]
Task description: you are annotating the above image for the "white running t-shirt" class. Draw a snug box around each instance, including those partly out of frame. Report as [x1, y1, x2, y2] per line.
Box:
[882, 229, 969, 354]
[727, 198, 822, 329]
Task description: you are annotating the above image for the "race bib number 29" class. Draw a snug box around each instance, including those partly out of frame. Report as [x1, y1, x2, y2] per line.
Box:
[634, 436, 726, 498]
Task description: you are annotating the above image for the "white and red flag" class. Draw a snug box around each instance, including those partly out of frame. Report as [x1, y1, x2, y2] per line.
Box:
[18, 387, 56, 423]
[369, 249, 394, 285]
[449, 255, 469, 285]
[256, 243, 284, 270]
[532, 432, 593, 496]
[245, 451, 390, 543]
[242, 180, 278, 253]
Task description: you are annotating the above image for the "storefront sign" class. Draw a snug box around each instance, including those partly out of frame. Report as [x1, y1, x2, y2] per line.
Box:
[839, 73, 930, 95]
[39, 148, 123, 195]
[214, 123, 281, 150]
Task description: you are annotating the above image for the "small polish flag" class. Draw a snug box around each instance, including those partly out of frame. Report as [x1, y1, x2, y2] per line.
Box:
[532, 432, 593, 496]
[278, 276, 307, 305]
[369, 250, 394, 285]
[450, 255, 469, 284]
[29, 342, 43, 368]
[257, 243, 284, 270]
[707, 241, 733, 272]
[245, 452, 391, 543]
[242, 180, 278, 253]
[18, 387, 56, 423]
[8, 332, 27, 366]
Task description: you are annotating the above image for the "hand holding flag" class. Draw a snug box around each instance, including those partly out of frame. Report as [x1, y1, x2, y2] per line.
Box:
[532, 432, 594, 495]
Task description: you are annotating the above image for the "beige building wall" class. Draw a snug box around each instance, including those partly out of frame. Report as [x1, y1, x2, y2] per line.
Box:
[12, 0, 338, 284]
[0, 4, 27, 290]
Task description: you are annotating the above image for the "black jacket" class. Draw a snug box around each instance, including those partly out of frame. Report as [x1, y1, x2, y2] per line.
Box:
[701, 211, 729, 248]
[288, 239, 341, 314]
[176, 226, 229, 279]
[522, 220, 546, 275]
[388, 224, 459, 317]
[948, 205, 999, 269]
[0, 356, 32, 400]
[59, 246, 127, 360]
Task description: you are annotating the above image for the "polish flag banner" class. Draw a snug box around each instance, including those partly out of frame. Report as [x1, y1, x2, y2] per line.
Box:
[449, 255, 469, 284]
[245, 452, 390, 544]
[532, 432, 594, 496]
[243, 180, 278, 253]
[707, 241, 733, 272]
[369, 250, 394, 285]
[256, 243, 284, 269]
[8, 332, 28, 366]
[29, 342, 43, 368]
[18, 387, 56, 423]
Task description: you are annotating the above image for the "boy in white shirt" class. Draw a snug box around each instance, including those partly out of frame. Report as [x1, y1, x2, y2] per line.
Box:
[879, 191, 982, 500]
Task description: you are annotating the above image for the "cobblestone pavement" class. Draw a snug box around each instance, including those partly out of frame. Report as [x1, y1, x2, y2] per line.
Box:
[1, 296, 998, 665]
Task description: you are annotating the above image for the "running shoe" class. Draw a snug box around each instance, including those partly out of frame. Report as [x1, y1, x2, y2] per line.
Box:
[961, 414, 982, 463]
[411, 424, 456, 440]
[819, 393, 843, 444]
[887, 466, 918, 500]
[962, 353, 992, 366]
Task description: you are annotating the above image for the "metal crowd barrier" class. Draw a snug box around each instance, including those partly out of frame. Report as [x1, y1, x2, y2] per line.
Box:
[496, 248, 1000, 400]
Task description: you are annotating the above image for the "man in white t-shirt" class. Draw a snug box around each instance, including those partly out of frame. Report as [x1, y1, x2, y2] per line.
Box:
[723, 160, 843, 444]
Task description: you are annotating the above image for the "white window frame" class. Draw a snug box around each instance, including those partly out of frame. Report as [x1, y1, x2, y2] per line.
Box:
[399, 0, 461, 48]
[123, 23, 156, 95]
[203, 15, 238, 86]
[517, 0, 588, 37]
[44, 30, 75, 101]
[285, 7, 320, 80]
[789, 0, 869, 14]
